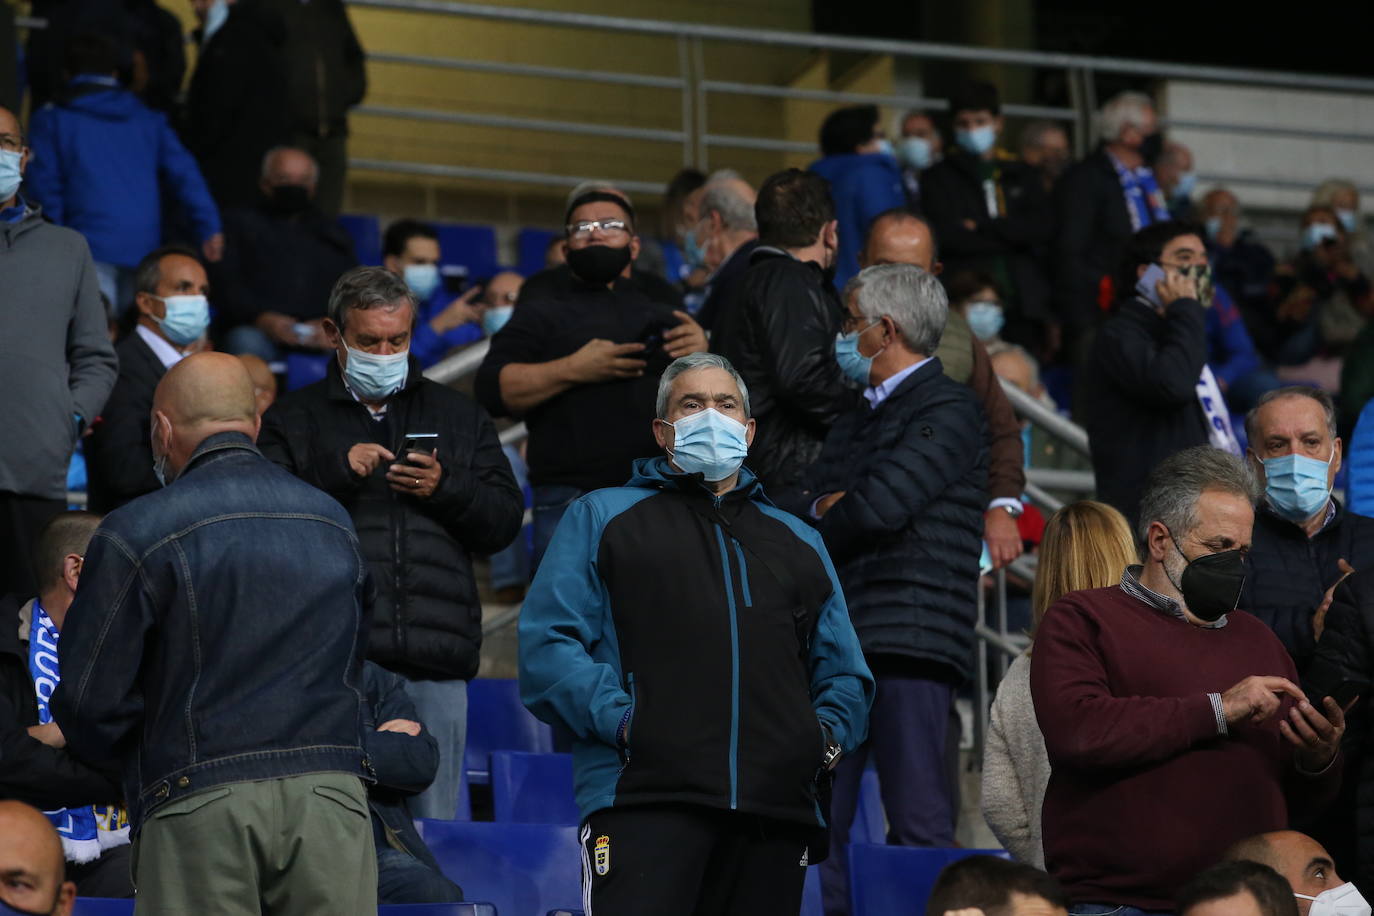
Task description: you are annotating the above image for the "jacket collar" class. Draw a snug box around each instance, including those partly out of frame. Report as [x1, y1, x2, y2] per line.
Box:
[626, 456, 769, 505]
[1257, 497, 1343, 538]
[181, 431, 262, 478]
[869, 357, 944, 408]
[1, 201, 46, 248]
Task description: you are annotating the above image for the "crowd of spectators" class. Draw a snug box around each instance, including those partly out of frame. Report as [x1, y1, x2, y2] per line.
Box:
[5, 11, 1374, 915]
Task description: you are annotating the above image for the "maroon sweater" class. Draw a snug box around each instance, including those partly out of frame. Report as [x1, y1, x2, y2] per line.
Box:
[1030, 585, 1341, 909]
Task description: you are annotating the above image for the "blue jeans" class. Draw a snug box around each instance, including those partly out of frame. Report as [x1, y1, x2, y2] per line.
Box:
[376, 847, 464, 904]
[531, 485, 586, 573]
[403, 677, 468, 820]
[1070, 905, 1173, 916]
[821, 674, 956, 916]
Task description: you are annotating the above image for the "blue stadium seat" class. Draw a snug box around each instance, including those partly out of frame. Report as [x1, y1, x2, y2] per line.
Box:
[801, 865, 823, 916]
[517, 228, 560, 278]
[848, 846, 1009, 916]
[338, 213, 382, 265]
[416, 819, 583, 916]
[285, 352, 331, 392]
[851, 768, 885, 845]
[465, 679, 555, 784]
[490, 751, 578, 824]
[71, 901, 133, 916]
[379, 905, 497, 915]
[435, 223, 500, 284]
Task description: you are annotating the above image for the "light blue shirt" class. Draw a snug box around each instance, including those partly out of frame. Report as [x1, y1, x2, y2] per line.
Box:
[862, 356, 932, 409]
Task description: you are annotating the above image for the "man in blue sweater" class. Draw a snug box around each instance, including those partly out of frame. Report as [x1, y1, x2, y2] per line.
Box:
[26, 33, 222, 317]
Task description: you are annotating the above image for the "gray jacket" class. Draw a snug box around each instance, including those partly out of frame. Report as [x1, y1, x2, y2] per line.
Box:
[0, 204, 116, 499]
[980, 652, 1050, 868]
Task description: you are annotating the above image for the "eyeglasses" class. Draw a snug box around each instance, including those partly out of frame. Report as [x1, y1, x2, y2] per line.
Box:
[492, 291, 517, 305]
[567, 219, 630, 239]
[841, 314, 881, 333]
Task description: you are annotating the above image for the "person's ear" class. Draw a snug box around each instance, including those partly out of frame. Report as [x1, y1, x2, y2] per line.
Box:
[993, 114, 1005, 136]
[709, 211, 724, 235]
[56, 880, 77, 916]
[382, 254, 400, 275]
[62, 554, 83, 594]
[1146, 520, 1171, 563]
[744, 417, 756, 448]
[152, 410, 172, 452]
[823, 220, 839, 251]
[323, 318, 342, 348]
[629, 235, 641, 263]
[250, 412, 262, 444]
[135, 291, 163, 320]
[19, 147, 29, 174]
[1332, 438, 1343, 476]
[652, 417, 672, 451]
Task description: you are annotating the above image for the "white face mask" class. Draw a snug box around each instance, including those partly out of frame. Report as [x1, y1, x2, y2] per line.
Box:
[1296, 883, 1372, 916]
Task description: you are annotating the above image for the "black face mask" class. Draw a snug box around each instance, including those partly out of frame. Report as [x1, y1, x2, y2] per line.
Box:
[265, 184, 311, 216]
[1166, 530, 1247, 623]
[1139, 131, 1164, 165]
[566, 243, 632, 285]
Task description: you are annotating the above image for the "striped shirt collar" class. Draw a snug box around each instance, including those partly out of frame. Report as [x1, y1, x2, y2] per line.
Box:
[1119, 564, 1228, 629]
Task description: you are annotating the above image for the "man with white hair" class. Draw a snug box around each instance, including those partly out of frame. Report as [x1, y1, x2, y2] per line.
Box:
[1157, 141, 1199, 221]
[519, 351, 872, 915]
[1054, 91, 1171, 349]
[801, 263, 988, 914]
[687, 169, 759, 330]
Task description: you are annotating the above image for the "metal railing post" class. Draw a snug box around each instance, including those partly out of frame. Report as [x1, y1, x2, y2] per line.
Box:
[974, 572, 989, 770]
[994, 567, 1009, 685]
[677, 36, 694, 168]
[691, 37, 708, 170]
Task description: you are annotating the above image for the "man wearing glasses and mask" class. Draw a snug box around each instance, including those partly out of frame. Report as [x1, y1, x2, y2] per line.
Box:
[476, 190, 708, 569]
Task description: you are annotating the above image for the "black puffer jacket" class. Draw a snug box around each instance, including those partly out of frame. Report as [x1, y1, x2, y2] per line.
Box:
[711, 247, 856, 504]
[259, 358, 523, 681]
[800, 359, 988, 682]
[1245, 502, 1374, 675]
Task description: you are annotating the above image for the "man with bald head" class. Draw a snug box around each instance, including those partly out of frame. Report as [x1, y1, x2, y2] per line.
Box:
[0, 103, 117, 603]
[213, 146, 359, 362]
[688, 170, 760, 331]
[1224, 831, 1364, 916]
[0, 801, 76, 916]
[52, 352, 377, 913]
[859, 210, 1027, 569]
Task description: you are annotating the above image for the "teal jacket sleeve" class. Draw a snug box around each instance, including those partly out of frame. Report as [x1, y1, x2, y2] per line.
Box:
[518, 496, 632, 747]
[801, 529, 874, 753]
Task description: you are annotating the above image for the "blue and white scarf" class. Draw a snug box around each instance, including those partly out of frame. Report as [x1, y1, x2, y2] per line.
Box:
[27, 601, 129, 864]
[1109, 153, 1172, 231]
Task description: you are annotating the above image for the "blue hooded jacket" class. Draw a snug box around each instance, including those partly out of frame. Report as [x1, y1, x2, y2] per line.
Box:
[26, 79, 221, 267]
[519, 457, 873, 825]
[808, 152, 907, 288]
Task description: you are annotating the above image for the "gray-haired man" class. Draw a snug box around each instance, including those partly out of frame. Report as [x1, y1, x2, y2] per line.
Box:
[687, 170, 759, 331]
[259, 266, 523, 821]
[1032, 446, 1346, 912]
[519, 351, 873, 916]
[800, 263, 988, 915]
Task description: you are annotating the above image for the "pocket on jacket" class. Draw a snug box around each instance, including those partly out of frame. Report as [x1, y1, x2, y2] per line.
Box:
[148, 785, 233, 819]
[312, 783, 369, 820]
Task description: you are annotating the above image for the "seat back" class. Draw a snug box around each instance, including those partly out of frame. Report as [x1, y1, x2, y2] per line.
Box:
[417, 819, 583, 916]
[435, 223, 500, 285]
[466, 679, 555, 783]
[848, 845, 1009, 916]
[378, 905, 497, 915]
[800, 865, 823, 916]
[338, 213, 382, 265]
[70, 901, 134, 916]
[517, 228, 560, 278]
[490, 751, 578, 824]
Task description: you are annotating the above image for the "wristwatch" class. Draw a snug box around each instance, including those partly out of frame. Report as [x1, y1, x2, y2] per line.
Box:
[821, 723, 842, 771]
[994, 503, 1024, 519]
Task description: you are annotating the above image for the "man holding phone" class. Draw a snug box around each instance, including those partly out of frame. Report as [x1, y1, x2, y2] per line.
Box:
[1081, 220, 1223, 528]
[259, 266, 524, 821]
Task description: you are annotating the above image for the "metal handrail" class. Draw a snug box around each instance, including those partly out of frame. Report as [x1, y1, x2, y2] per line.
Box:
[347, 0, 1374, 94]
[367, 50, 686, 89]
[998, 379, 1092, 457]
[355, 103, 686, 144]
[1026, 468, 1095, 492]
[348, 157, 666, 195]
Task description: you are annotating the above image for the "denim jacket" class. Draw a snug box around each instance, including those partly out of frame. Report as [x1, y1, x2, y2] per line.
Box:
[52, 432, 372, 830]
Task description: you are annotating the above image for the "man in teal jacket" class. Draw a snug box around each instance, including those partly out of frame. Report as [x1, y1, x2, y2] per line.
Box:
[519, 352, 873, 916]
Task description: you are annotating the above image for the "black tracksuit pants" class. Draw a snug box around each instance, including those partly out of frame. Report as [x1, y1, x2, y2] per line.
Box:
[580, 803, 812, 916]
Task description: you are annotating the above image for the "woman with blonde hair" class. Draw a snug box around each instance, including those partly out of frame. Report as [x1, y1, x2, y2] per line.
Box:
[980, 500, 1137, 866]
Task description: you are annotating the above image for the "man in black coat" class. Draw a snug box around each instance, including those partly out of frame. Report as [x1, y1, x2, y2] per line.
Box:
[711, 168, 856, 506]
[919, 81, 1053, 350]
[213, 146, 358, 360]
[1054, 91, 1168, 353]
[182, 0, 291, 210]
[87, 246, 211, 513]
[801, 263, 987, 915]
[0, 512, 129, 898]
[1081, 221, 1219, 528]
[260, 266, 523, 820]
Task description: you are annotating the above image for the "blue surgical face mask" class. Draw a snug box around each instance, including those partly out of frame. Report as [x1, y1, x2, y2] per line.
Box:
[682, 222, 707, 271]
[1304, 221, 1339, 251]
[202, 0, 229, 41]
[0, 894, 57, 915]
[897, 136, 933, 170]
[1337, 209, 1360, 233]
[0, 149, 22, 202]
[955, 124, 997, 156]
[873, 138, 895, 158]
[483, 305, 513, 336]
[403, 263, 440, 301]
[965, 301, 1004, 341]
[666, 408, 749, 482]
[1261, 448, 1334, 523]
[835, 323, 879, 387]
[1172, 171, 1198, 201]
[1204, 216, 1223, 241]
[342, 344, 409, 401]
[153, 294, 210, 346]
